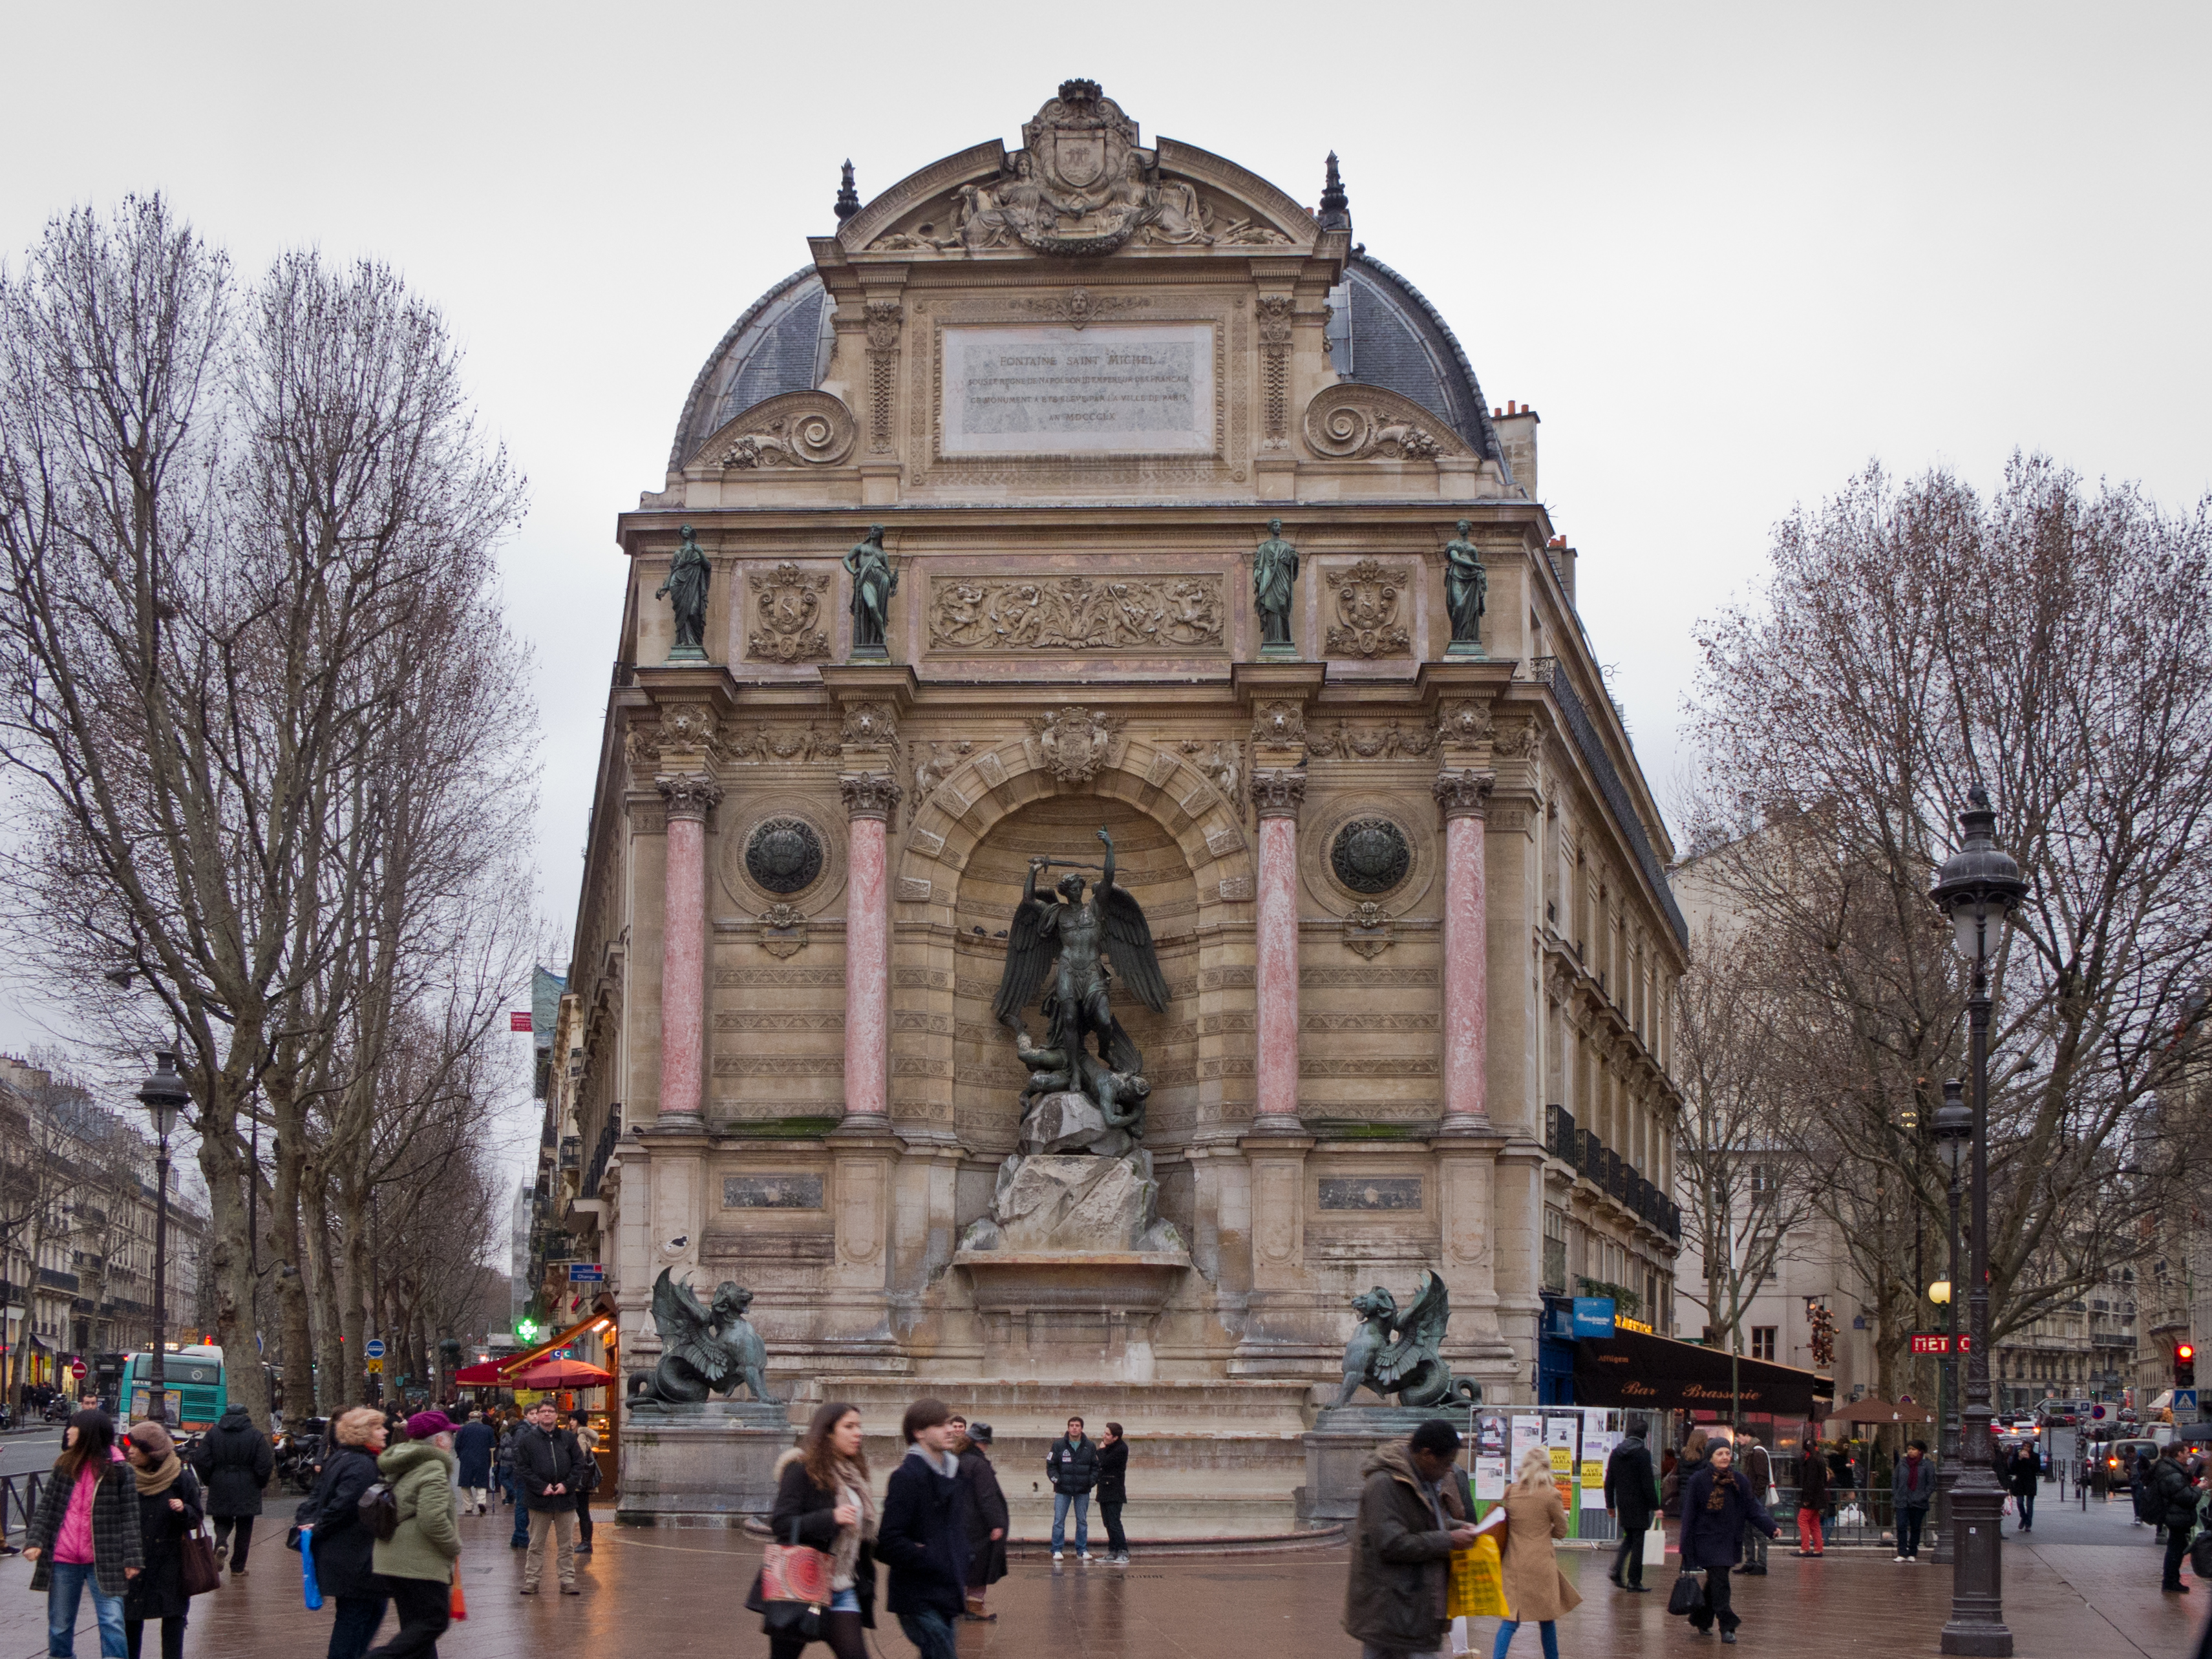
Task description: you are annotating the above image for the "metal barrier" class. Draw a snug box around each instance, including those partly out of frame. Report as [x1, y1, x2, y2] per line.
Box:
[1766, 1484, 1897, 1548]
[0, 1472, 45, 1547]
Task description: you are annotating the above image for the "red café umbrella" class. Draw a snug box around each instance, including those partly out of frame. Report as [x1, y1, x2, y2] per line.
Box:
[503, 1356, 613, 1390]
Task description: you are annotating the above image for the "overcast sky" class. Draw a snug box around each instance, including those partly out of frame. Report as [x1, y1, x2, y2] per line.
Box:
[3, 1, 2207, 1081]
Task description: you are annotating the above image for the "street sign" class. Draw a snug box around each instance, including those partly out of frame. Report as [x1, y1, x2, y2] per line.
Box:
[69, 1359, 86, 1379]
[1571, 1296, 1616, 1339]
[568, 1263, 605, 1282]
[365, 1338, 387, 1360]
[2175, 1388, 2200, 1424]
[1910, 1332, 1973, 1354]
[2090, 1403, 2108, 1420]
[366, 1359, 382, 1374]
[509, 1011, 533, 1032]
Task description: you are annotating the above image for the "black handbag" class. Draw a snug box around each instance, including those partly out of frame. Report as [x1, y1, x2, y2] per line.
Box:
[746, 1519, 826, 1643]
[1666, 1565, 1705, 1616]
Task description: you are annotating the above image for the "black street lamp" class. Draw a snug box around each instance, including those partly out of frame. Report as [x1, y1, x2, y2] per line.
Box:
[135, 1051, 189, 1428]
[1930, 1078, 1970, 1565]
[1929, 785, 2029, 1656]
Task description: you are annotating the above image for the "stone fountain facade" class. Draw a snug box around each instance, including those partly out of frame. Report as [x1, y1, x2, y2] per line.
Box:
[543, 81, 1690, 1537]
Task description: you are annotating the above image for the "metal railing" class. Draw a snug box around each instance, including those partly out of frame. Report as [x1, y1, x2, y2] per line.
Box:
[0, 1471, 45, 1547]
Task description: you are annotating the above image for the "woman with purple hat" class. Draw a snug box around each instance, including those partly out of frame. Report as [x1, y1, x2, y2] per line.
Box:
[365, 1411, 461, 1658]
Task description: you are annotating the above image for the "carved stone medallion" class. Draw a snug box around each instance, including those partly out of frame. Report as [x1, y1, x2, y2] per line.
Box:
[1323, 559, 1412, 659]
[1028, 707, 1120, 783]
[1330, 818, 1412, 894]
[747, 563, 831, 663]
[928, 574, 1224, 653]
[840, 701, 899, 747]
[1437, 699, 1495, 752]
[745, 818, 825, 894]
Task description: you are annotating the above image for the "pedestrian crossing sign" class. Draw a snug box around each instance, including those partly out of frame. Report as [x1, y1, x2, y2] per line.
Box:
[2175, 1388, 2199, 1423]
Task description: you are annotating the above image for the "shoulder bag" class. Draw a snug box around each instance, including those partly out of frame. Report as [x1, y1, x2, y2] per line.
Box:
[180, 1520, 222, 1598]
[748, 1517, 833, 1642]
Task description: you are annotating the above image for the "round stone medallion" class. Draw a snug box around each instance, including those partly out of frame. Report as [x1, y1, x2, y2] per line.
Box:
[1330, 818, 1411, 895]
[744, 816, 824, 895]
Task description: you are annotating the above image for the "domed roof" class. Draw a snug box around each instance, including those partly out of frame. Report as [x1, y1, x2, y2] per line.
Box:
[1332, 253, 1502, 463]
[666, 268, 835, 474]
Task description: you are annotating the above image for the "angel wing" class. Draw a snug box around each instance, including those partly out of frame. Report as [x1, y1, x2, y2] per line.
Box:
[1099, 885, 1169, 1013]
[1375, 1271, 1451, 1389]
[992, 891, 1059, 1027]
[651, 1268, 726, 1380]
[1103, 1015, 1143, 1075]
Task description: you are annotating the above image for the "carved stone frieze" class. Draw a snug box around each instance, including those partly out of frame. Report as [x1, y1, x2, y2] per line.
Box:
[839, 772, 902, 821]
[1323, 559, 1412, 659]
[728, 723, 842, 763]
[927, 574, 1224, 653]
[1181, 737, 1247, 823]
[1026, 706, 1120, 784]
[756, 903, 809, 959]
[716, 391, 856, 469]
[1432, 769, 1496, 820]
[1257, 295, 1293, 447]
[1303, 383, 1471, 461]
[1010, 287, 1151, 330]
[658, 774, 725, 821]
[1437, 699, 1495, 752]
[1250, 699, 1306, 749]
[1304, 719, 1436, 760]
[1342, 902, 1396, 960]
[746, 563, 831, 662]
[1251, 768, 1307, 819]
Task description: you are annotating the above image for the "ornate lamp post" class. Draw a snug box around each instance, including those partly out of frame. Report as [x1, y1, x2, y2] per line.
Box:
[1929, 786, 2028, 1656]
[135, 1051, 189, 1428]
[1930, 1079, 1970, 1565]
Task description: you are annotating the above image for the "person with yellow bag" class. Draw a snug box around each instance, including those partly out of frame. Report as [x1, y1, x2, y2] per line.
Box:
[1343, 1419, 1483, 1659]
[1491, 1447, 1582, 1659]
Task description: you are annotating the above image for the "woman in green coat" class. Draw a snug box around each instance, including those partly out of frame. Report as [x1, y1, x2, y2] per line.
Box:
[366, 1411, 462, 1659]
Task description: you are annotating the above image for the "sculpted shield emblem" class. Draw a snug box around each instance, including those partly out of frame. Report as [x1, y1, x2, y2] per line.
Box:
[1052, 127, 1109, 191]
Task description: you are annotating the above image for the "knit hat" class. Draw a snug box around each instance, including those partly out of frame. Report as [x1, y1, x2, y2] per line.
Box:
[405, 1410, 454, 1441]
[966, 1421, 994, 1446]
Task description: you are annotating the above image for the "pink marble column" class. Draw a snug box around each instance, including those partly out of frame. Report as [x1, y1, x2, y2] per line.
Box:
[1251, 769, 1306, 1127]
[839, 772, 901, 1126]
[1434, 770, 1496, 1128]
[656, 774, 723, 1123]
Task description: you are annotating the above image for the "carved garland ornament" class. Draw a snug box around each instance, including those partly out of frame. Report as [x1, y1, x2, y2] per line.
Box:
[747, 563, 831, 663]
[865, 301, 900, 454]
[1323, 559, 1412, 659]
[1305, 719, 1436, 760]
[928, 574, 1224, 653]
[1257, 295, 1294, 447]
[1303, 383, 1469, 462]
[1012, 288, 1151, 330]
[715, 391, 856, 469]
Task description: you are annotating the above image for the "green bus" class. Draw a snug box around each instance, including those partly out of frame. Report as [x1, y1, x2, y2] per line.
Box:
[121, 1346, 226, 1432]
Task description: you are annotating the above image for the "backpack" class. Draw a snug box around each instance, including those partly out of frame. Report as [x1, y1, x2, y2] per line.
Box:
[359, 1480, 401, 1542]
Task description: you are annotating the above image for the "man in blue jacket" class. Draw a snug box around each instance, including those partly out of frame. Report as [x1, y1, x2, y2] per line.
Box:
[878, 1397, 970, 1659]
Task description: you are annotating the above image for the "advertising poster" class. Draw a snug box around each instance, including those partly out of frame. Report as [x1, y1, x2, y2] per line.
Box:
[1475, 1413, 1510, 1501]
[1581, 1429, 1614, 1508]
[1511, 1414, 1544, 1474]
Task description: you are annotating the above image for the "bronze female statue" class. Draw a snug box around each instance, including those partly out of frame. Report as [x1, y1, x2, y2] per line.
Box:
[656, 525, 710, 659]
[844, 524, 898, 654]
[1443, 518, 1487, 653]
[1252, 518, 1299, 650]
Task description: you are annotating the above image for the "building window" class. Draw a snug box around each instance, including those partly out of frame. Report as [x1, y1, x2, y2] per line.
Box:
[1751, 1326, 1778, 1362]
[1542, 1209, 1568, 1295]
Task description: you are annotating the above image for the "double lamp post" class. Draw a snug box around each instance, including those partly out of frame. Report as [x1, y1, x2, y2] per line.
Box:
[133, 1051, 189, 1428]
[1928, 785, 2029, 1658]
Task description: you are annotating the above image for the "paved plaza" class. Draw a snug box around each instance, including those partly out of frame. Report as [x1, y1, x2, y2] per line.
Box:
[3, 1491, 2200, 1658]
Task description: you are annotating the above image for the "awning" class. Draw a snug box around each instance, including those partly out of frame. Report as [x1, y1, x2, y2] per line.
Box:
[1575, 1327, 1831, 1415]
[451, 1313, 615, 1388]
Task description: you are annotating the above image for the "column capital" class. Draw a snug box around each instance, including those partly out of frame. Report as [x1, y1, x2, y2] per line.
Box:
[657, 772, 724, 821]
[840, 771, 902, 821]
[1251, 768, 1307, 820]
[1433, 768, 1496, 821]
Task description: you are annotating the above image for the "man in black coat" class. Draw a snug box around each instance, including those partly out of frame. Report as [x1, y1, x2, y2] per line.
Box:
[189, 1402, 273, 1574]
[1604, 1417, 1657, 1590]
[2007, 1442, 2042, 1532]
[878, 1397, 970, 1659]
[1096, 1422, 1131, 1566]
[2150, 1445, 2200, 1592]
[1045, 1415, 1099, 1562]
[512, 1399, 587, 1596]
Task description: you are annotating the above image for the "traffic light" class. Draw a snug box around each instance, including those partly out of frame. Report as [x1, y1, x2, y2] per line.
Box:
[2176, 1343, 2196, 1389]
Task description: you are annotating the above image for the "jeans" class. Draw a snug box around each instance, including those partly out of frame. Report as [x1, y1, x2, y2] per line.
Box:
[1492, 1620, 1558, 1659]
[1898, 1505, 1927, 1557]
[507, 1476, 529, 1546]
[1612, 1525, 1645, 1585]
[1686, 1566, 1736, 1633]
[2015, 1488, 2034, 1528]
[328, 1593, 389, 1659]
[1099, 1499, 1127, 1556]
[2165, 1521, 2194, 1590]
[526, 1503, 577, 1587]
[1797, 1507, 1824, 1552]
[897, 1607, 959, 1659]
[122, 1618, 184, 1659]
[365, 1575, 449, 1659]
[213, 1514, 256, 1571]
[47, 1559, 126, 1658]
[1051, 1490, 1090, 1554]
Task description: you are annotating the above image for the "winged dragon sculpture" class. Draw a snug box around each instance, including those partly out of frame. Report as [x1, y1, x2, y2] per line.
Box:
[626, 1267, 776, 1406]
[1332, 1268, 1484, 1409]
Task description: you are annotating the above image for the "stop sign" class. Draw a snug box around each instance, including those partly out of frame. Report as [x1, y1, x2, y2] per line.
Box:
[69, 1360, 86, 1380]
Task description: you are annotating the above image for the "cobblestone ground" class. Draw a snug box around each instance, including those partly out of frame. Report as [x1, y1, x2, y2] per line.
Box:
[1, 1489, 2200, 1658]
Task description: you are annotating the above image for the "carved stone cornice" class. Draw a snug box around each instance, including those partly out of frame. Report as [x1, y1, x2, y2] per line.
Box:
[1251, 768, 1307, 821]
[1433, 769, 1496, 821]
[840, 772, 902, 822]
[658, 774, 725, 821]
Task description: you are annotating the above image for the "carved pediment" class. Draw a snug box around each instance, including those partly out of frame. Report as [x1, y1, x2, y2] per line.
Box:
[694, 390, 857, 473]
[1301, 383, 1469, 462]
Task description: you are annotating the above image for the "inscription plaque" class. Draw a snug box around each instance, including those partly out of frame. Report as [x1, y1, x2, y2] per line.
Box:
[940, 323, 1214, 456]
[723, 1174, 825, 1210]
[1319, 1176, 1423, 1212]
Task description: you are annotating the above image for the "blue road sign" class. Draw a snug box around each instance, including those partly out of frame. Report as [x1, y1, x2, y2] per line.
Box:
[568, 1263, 606, 1282]
[1572, 1296, 1617, 1339]
[365, 1338, 387, 1359]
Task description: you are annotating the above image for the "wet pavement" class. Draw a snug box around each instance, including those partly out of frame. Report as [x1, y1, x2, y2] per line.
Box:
[0, 1486, 2199, 1658]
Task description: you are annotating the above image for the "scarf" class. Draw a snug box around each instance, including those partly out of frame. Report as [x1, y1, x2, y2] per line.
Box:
[134, 1452, 183, 1496]
[829, 1455, 876, 1592]
[1705, 1468, 1739, 1510]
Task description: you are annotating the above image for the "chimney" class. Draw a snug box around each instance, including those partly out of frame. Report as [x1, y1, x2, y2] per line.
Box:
[1546, 533, 1577, 606]
[1491, 401, 1539, 500]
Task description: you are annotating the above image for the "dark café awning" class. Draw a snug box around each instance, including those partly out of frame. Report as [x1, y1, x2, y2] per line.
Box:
[1575, 1327, 1829, 1416]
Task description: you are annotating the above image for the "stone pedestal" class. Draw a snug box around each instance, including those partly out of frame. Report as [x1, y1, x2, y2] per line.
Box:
[615, 1399, 796, 1527]
[1301, 1404, 1469, 1523]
